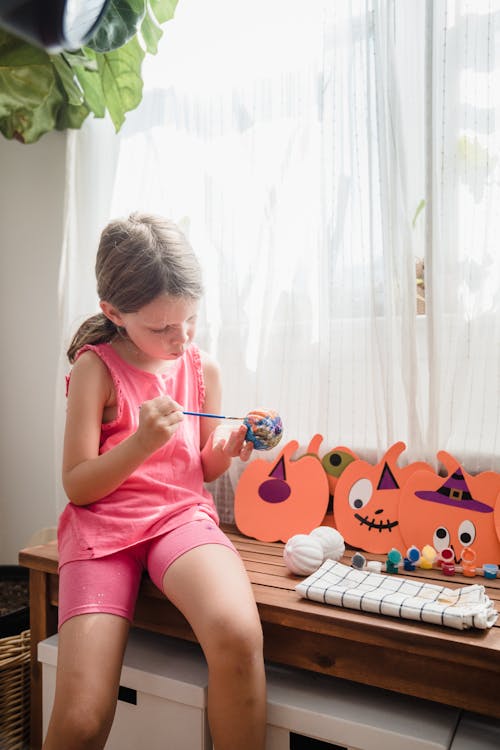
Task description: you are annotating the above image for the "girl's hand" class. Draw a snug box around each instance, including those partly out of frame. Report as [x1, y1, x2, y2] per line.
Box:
[215, 423, 254, 462]
[136, 396, 184, 454]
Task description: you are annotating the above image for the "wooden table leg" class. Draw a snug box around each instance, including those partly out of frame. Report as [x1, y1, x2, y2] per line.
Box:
[29, 570, 58, 750]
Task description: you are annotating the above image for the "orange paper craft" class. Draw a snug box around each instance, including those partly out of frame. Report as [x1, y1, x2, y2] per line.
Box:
[234, 438, 329, 543]
[333, 441, 434, 554]
[399, 451, 500, 567]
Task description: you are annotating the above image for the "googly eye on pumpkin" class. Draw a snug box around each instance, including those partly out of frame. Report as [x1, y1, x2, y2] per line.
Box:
[348, 478, 373, 510]
[457, 519, 476, 547]
[433, 527, 450, 551]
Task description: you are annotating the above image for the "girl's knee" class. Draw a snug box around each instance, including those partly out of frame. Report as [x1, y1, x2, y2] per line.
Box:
[205, 613, 264, 668]
[46, 699, 115, 749]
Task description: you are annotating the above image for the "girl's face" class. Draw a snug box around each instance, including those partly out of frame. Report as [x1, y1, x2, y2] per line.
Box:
[101, 294, 199, 364]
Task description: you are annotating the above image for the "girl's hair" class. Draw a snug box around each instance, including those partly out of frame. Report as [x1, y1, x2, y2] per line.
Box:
[67, 213, 203, 362]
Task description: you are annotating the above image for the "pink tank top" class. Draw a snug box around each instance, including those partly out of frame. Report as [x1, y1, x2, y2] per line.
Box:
[57, 342, 218, 567]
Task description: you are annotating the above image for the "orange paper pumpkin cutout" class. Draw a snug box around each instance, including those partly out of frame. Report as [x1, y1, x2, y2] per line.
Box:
[234, 438, 330, 542]
[334, 442, 434, 554]
[399, 451, 500, 566]
[305, 435, 358, 528]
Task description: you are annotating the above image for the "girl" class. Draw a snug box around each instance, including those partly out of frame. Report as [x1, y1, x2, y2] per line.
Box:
[43, 213, 267, 750]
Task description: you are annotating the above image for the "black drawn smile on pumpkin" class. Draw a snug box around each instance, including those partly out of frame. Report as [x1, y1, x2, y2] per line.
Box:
[354, 513, 399, 532]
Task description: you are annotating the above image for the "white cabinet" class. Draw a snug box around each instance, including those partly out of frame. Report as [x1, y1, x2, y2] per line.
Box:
[450, 712, 500, 750]
[41, 628, 493, 750]
[265, 664, 460, 750]
[38, 628, 211, 750]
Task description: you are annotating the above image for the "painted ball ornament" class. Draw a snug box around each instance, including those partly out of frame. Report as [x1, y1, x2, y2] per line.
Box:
[243, 409, 283, 451]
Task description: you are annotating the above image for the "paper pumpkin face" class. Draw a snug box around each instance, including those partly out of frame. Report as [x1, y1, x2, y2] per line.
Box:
[334, 442, 434, 553]
[399, 451, 500, 566]
[234, 438, 329, 542]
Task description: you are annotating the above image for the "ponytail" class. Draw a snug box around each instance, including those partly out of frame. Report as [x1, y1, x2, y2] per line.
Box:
[67, 313, 117, 363]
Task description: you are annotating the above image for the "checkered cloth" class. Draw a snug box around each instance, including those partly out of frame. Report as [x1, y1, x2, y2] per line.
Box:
[296, 560, 498, 630]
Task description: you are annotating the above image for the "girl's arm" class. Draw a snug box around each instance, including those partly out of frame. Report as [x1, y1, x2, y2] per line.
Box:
[199, 353, 253, 483]
[62, 351, 183, 505]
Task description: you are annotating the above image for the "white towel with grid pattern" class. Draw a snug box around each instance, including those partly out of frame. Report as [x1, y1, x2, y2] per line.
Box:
[296, 560, 498, 630]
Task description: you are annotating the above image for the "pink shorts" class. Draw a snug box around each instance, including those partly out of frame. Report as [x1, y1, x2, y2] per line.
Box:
[58, 518, 237, 629]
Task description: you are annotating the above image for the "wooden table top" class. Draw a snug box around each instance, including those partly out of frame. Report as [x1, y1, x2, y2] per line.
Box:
[19, 528, 500, 720]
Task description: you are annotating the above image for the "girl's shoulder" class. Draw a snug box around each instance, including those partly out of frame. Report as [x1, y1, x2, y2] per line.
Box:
[71, 345, 105, 371]
[71, 345, 113, 378]
[67, 346, 114, 402]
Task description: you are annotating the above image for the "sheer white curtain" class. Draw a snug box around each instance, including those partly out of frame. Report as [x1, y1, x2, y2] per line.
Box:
[56, 0, 500, 516]
[426, 0, 500, 472]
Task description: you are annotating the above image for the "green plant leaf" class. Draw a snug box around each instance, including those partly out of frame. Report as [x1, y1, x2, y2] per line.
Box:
[50, 56, 84, 106]
[62, 50, 99, 72]
[99, 36, 145, 131]
[59, 49, 105, 117]
[56, 100, 90, 131]
[150, 0, 179, 24]
[141, 7, 164, 54]
[1, 77, 63, 143]
[0, 0, 179, 143]
[87, 0, 146, 53]
[0, 37, 61, 142]
[74, 68, 106, 117]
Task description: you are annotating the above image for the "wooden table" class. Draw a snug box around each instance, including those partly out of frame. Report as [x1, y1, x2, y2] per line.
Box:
[19, 529, 500, 750]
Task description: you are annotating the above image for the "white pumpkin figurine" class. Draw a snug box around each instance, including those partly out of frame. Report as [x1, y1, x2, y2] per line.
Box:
[283, 534, 324, 575]
[310, 526, 345, 561]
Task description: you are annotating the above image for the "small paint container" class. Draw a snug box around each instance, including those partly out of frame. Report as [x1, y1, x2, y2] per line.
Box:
[460, 547, 477, 577]
[482, 564, 499, 580]
[403, 546, 420, 571]
[419, 544, 437, 569]
[351, 552, 366, 570]
[385, 548, 402, 574]
[438, 548, 455, 575]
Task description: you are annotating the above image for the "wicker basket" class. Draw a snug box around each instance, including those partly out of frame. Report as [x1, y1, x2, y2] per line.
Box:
[0, 629, 30, 750]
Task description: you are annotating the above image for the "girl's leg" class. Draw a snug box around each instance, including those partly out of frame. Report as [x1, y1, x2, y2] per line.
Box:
[42, 613, 130, 750]
[44, 547, 144, 748]
[161, 545, 267, 750]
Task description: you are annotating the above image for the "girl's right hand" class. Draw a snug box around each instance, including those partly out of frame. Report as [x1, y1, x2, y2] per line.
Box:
[136, 396, 184, 454]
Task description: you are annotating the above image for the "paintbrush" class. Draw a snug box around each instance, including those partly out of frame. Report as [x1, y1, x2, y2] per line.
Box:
[182, 411, 245, 420]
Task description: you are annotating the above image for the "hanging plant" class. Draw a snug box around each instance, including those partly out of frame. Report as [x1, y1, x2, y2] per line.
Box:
[0, 0, 179, 144]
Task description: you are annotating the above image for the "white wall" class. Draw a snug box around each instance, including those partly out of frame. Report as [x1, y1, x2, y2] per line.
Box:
[0, 132, 66, 563]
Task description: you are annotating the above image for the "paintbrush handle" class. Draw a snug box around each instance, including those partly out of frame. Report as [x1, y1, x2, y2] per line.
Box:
[183, 411, 245, 420]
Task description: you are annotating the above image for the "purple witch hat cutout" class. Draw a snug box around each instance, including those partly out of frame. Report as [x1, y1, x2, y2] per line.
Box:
[415, 468, 493, 513]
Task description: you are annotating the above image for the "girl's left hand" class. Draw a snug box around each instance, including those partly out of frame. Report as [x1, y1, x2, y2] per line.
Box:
[216, 424, 253, 462]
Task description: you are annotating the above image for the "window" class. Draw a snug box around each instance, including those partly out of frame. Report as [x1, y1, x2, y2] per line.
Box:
[60, 1, 500, 516]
